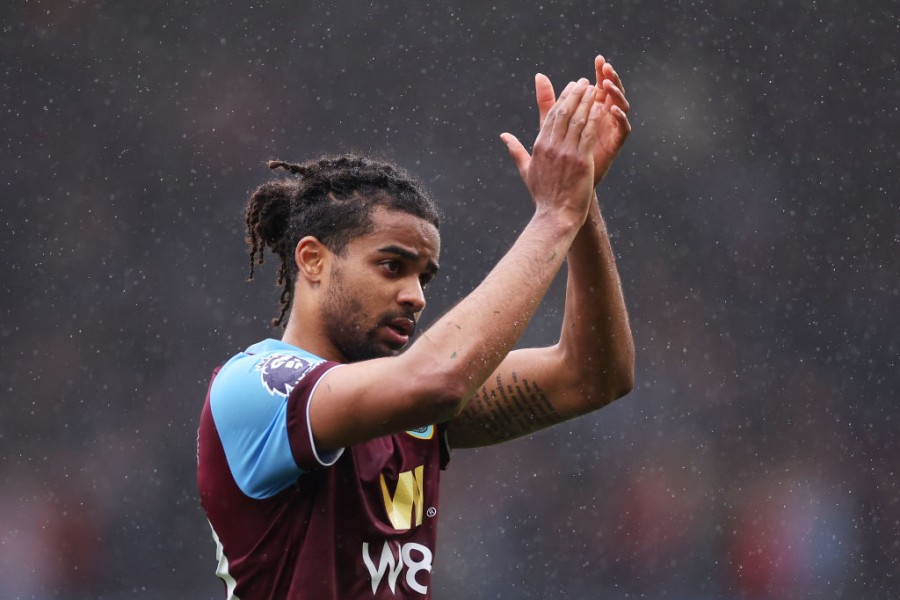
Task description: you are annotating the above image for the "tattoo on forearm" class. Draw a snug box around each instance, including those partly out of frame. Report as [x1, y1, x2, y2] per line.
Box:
[465, 371, 561, 437]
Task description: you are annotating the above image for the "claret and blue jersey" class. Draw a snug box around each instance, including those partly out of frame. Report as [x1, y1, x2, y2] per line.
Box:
[197, 339, 450, 599]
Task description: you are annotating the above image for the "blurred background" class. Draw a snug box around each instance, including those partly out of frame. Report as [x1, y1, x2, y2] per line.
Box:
[1, 0, 897, 598]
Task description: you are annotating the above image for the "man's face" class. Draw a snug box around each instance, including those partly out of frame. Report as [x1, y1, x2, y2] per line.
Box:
[321, 207, 440, 362]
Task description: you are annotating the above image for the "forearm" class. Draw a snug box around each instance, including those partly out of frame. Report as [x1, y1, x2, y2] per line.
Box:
[559, 194, 634, 405]
[404, 212, 582, 411]
[411, 79, 603, 398]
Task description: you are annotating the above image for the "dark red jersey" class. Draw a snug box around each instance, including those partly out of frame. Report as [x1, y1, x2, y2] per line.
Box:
[197, 339, 450, 599]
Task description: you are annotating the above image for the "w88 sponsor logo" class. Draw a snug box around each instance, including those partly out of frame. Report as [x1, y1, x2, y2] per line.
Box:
[362, 540, 433, 595]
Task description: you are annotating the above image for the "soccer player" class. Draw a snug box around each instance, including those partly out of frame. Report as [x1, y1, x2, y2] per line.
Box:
[198, 56, 633, 599]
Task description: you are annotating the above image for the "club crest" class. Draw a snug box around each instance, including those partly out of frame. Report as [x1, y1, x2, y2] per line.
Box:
[406, 425, 434, 440]
[256, 353, 316, 397]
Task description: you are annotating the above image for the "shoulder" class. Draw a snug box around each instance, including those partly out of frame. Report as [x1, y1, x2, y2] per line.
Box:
[212, 339, 333, 402]
[203, 340, 344, 498]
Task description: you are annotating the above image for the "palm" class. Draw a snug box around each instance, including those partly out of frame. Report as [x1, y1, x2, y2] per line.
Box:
[591, 102, 626, 185]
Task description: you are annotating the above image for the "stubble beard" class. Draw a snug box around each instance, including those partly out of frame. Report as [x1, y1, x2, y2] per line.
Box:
[321, 266, 395, 363]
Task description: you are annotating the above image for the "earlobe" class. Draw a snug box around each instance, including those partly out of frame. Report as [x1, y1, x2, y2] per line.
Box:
[295, 237, 327, 283]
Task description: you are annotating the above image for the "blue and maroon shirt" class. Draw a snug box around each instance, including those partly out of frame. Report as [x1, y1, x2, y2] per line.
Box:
[197, 339, 450, 599]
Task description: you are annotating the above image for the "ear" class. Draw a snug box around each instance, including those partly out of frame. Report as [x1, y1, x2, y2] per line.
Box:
[295, 236, 329, 283]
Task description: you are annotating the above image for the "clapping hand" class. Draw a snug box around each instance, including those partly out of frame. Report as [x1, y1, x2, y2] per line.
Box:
[534, 55, 631, 186]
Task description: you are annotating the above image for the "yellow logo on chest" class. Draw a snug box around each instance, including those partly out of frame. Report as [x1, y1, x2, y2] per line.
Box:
[379, 465, 424, 530]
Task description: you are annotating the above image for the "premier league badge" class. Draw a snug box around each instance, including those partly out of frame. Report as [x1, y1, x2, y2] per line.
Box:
[256, 354, 316, 397]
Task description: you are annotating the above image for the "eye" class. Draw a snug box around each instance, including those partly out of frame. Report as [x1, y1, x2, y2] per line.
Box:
[381, 260, 401, 275]
[419, 273, 434, 290]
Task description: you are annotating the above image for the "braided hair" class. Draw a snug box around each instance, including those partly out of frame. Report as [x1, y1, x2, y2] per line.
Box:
[245, 154, 441, 328]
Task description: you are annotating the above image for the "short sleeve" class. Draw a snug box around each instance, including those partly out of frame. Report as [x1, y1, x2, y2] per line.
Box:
[286, 362, 345, 471]
[209, 350, 343, 499]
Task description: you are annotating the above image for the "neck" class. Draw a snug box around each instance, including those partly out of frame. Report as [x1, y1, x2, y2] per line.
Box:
[281, 311, 345, 363]
[280, 321, 304, 349]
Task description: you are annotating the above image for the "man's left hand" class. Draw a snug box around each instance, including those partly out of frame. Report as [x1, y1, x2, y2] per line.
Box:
[534, 55, 631, 186]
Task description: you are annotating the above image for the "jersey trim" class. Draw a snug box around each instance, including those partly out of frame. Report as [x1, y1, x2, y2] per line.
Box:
[209, 520, 241, 600]
[304, 363, 345, 467]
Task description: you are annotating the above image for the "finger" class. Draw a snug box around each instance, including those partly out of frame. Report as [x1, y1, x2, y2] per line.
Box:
[539, 80, 574, 139]
[597, 104, 632, 153]
[602, 61, 625, 95]
[594, 55, 606, 87]
[602, 78, 631, 114]
[535, 73, 556, 129]
[594, 55, 608, 104]
[565, 84, 598, 143]
[545, 80, 576, 120]
[579, 101, 605, 154]
[499, 132, 531, 180]
[610, 104, 633, 138]
[546, 80, 588, 140]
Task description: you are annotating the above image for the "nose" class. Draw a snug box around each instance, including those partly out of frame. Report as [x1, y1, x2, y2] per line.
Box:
[398, 278, 426, 313]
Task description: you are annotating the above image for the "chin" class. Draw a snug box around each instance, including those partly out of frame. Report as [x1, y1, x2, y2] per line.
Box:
[379, 343, 405, 358]
[342, 343, 396, 363]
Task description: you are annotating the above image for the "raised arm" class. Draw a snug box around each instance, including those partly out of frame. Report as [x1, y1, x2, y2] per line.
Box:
[308, 80, 605, 449]
[446, 55, 634, 448]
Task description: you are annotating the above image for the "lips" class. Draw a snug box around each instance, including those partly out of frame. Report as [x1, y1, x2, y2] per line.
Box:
[383, 315, 416, 348]
[387, 316, 415, 337]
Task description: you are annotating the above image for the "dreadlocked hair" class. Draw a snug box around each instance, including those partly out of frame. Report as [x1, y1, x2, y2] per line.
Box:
[245, 153, 441, 328]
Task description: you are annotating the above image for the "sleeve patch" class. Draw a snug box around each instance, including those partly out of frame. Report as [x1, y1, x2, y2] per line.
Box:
[209, 350, 330, 499]
[256, 353, 318, 397]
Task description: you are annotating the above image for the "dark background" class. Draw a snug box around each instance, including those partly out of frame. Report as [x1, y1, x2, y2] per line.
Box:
[1, 0, 897, 598]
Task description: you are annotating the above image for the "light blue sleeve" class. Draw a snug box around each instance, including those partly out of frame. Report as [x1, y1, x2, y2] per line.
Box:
[209, 352, 311, 499]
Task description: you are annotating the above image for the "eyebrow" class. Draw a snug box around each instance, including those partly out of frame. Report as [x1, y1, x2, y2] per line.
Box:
[377, 244, 440, 274]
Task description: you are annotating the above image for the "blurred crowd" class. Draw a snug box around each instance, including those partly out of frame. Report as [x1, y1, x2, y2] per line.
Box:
[1, 1, 896, 598]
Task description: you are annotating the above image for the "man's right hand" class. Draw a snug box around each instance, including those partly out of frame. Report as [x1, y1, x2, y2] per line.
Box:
[500, 79, 602, 228]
